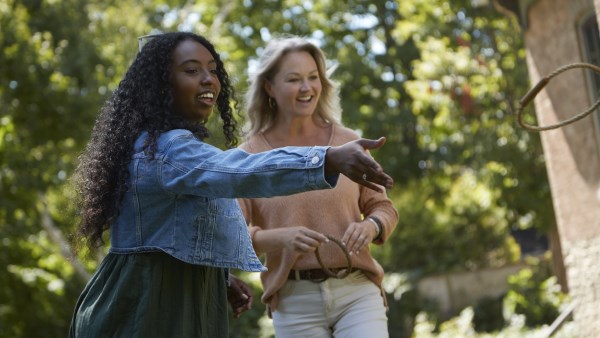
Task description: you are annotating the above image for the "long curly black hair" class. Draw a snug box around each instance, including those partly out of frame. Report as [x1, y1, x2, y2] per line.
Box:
[73, 32, 238, 250]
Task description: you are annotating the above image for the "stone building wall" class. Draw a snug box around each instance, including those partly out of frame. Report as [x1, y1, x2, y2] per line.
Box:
[562, 236, 600, 334]
[522, 0, 600, 335]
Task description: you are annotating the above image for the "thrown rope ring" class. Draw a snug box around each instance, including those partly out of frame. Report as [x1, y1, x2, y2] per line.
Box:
[517, 62, 600, 132]
[314, 234, 353, 279]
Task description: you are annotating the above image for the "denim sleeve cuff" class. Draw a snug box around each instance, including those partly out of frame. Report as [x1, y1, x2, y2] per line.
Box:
[307, 146, 339, 189]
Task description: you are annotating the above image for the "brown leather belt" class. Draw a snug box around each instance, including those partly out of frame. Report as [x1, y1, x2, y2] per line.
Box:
[288, 268, 357, 283]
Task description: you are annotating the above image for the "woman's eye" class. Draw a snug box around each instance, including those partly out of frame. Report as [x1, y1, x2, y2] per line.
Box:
[185, 68, 198, 74]
[210, 69, 218, 74]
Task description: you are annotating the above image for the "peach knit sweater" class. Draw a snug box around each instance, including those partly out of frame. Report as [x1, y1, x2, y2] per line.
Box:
[238, 124, 399, 310]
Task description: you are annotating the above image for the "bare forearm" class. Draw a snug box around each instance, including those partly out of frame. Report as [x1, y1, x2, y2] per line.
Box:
[252, 228, 288, 254]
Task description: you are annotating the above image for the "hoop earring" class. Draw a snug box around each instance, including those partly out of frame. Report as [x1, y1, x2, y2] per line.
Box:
[268, 97, 276, 109]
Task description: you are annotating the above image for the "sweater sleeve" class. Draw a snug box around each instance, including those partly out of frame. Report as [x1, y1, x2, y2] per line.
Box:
[334, 125, 399, 244]
[359, 184, 398, 245]
[238, 197, 263, 253]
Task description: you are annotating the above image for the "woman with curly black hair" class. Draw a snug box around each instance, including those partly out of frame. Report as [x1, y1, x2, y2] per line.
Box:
[69, 31, 393, 337]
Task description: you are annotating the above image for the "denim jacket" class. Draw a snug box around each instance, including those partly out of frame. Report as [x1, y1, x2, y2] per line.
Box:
[110, 129, 337, 272]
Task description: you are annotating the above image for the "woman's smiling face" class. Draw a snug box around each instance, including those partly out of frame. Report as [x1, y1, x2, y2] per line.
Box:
[170, 39, 221, 122]
[265, 50, 322, 119]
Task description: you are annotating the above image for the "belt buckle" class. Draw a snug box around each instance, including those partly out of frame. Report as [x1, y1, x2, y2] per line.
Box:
[307, 269, 328, 283]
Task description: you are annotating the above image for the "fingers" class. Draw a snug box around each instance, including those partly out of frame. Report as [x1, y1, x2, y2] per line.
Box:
[351, 165, 394, 192]
[231, 293, 251, 318]
[238, 279, 253, 296]
[341, 221, 373, 255]
[289, 227, 328, 253]
[352, 177, 385, 193]
[232, 295, 251, 318]
[359, 146, 394, 190]
[238, 282, 253, 305]
[294, 238, 326, 252]
[324, 137, 393, 190]
[357, 137, 386, 151]
[232, 304, 249, 318]
[227, 276, 253, 319]
[348, 138, 394, 190]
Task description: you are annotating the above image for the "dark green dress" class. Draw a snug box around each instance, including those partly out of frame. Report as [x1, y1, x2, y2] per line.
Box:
[69, 252, 228, 338]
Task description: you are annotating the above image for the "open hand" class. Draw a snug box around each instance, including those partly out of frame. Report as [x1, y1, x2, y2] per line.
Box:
[324, 137, 393, 192]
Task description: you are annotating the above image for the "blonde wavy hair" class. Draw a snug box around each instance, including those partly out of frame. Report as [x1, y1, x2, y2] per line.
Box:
[243, 35, 341, 137]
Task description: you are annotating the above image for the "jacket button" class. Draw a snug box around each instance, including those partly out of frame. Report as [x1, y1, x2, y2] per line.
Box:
[311, 155, 320, 164]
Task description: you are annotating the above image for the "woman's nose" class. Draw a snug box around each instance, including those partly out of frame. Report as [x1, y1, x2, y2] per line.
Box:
[300, 80, 309, 91]
[200, 71, 216, 85]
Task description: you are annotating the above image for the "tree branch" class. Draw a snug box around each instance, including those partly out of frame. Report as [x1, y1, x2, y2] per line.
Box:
[39, 194, 91, 282]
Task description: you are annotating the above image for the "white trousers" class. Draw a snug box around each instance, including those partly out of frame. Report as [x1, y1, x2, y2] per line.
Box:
[272, 270, 389, 338]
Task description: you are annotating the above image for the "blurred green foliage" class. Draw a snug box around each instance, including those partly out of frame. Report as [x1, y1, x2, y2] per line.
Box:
[1, 0, 557, 336]
[408, 255, 571, 337]
[473, 296, 506, 332]
[504, 256, 565, 327]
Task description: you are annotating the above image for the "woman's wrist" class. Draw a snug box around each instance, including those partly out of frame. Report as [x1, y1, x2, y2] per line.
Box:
[366, 216, 383, 241]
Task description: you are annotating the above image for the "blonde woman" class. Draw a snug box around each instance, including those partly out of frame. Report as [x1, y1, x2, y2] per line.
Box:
[239, 36, 399, 338]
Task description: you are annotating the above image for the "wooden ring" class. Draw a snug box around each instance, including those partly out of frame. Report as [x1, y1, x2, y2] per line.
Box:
[314, 234, 353, 279]
[517, 62, 600, 131]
